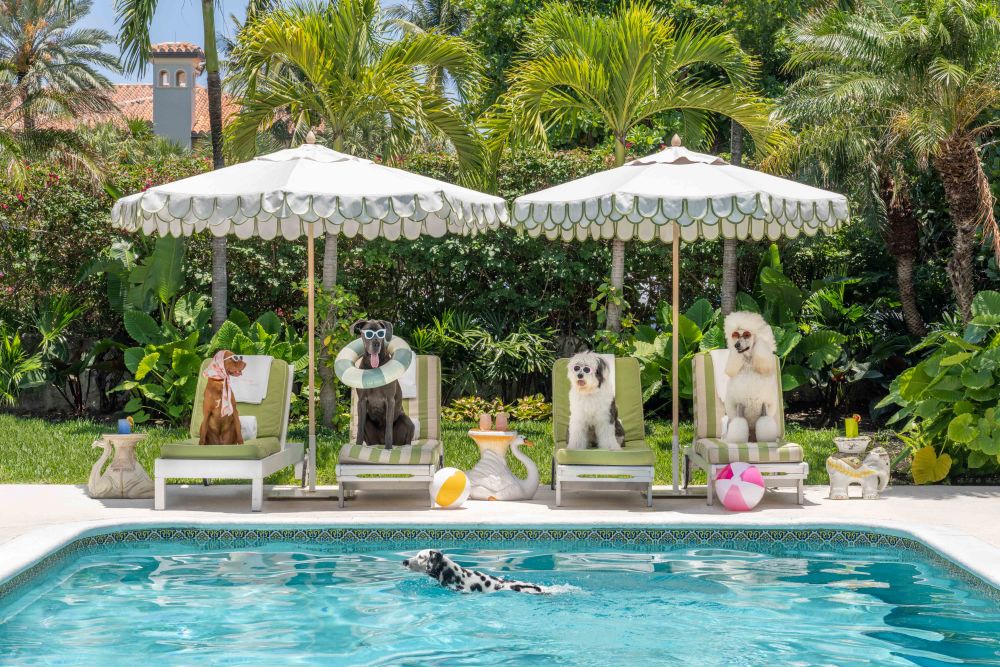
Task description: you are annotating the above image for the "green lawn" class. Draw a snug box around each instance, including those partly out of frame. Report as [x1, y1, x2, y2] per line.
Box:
[0, 413, 842, 486]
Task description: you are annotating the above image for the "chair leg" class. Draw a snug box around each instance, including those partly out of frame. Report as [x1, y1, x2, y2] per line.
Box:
[550, 459, 555, 490]
[706, 468, 715, 506]
[251, 477, 263, 512]
[797, 479, 804, 505]
[338, 483, 345, 508]
[154, 475, 166, 511]
[646, 483, 653, 508]
[556, 480, 562, 507]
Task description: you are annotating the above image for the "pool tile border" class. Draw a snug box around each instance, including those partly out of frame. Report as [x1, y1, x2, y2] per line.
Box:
[2, 526, 999, 601]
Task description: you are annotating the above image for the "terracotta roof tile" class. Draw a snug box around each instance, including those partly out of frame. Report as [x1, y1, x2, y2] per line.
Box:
[151, 42, 205, 58]
[28, 83, 238, 136]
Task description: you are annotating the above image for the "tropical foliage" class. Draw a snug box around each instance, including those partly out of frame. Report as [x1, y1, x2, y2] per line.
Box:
[879, 290, 1000, 481]
[485, 0, 777, 331]
[786, 0, 1000, 323]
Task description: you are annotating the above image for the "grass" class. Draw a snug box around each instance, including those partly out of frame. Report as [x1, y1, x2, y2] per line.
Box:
[0, 413, 841, 486]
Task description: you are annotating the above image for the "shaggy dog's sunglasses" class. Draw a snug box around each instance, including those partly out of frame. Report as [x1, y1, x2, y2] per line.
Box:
[223, 354, 244, 362]
[572, 365, 592, 374]
[730, 331, 753, 340]
[362, 329, 387, 340]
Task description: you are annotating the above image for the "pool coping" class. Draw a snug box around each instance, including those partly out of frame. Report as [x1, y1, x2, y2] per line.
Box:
[2, 516, 999, 597]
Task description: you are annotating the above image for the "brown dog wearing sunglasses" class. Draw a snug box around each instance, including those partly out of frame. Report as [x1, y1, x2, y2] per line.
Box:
[199, 350, 247, 445]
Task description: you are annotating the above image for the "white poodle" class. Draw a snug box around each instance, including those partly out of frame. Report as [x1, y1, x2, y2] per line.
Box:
[566, 352, 625, 450]
[723, 312, 781, 444]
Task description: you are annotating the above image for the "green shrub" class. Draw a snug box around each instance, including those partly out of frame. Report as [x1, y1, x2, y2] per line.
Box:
[878, 290, 1000, 481]
[441, 394, 552, 422]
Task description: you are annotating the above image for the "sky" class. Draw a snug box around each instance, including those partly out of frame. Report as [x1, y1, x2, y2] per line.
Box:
[81, 1, 248, 83]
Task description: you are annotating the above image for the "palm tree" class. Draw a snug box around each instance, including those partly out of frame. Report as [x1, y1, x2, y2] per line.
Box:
[765, 117, 928, 337]
[228, 0, 484, 427]
[0, 0, 118, 130]
[486, 1, 776, 331]
[787, 0, 1000, 323]
[387, 0, 470, 97]
[116, 0, 230, 331]
[1, 81, 102, 187]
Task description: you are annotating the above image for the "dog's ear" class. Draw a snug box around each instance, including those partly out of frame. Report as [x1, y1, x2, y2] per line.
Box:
[378, 320, 393, 342]
[751, 325, 777, 375]
[595, 357, 607, 387]
[350, 320, 367, 336]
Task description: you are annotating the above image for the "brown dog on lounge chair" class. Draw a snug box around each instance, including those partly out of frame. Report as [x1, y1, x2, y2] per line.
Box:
[199, 350, 247, 445]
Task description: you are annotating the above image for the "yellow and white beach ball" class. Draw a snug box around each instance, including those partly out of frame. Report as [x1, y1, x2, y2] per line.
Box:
[430, 467, 470, 509]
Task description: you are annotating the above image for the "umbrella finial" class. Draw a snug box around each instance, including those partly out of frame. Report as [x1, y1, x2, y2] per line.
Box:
[305, 130, 316, 145]
[671, 134, 682, 147]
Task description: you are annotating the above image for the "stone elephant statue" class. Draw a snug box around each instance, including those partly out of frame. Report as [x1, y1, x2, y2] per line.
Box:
[826, 447, 890, 499]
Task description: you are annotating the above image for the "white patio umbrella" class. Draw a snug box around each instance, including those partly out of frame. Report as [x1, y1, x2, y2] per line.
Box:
[112, 137, 508, 491]
[512, 136, 849, 494]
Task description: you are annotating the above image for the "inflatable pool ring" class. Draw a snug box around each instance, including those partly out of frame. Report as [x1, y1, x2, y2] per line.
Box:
[334, 336, 413, 389]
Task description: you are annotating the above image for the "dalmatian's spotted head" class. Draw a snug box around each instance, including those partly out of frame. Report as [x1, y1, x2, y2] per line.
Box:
[402, 549, 444, 575]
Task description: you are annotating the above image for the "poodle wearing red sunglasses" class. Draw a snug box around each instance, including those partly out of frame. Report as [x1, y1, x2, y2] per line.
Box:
[723, 312, 780, 444]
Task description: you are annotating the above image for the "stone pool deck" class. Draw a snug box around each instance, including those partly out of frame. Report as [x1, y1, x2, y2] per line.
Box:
[2, 484, 1000, 588]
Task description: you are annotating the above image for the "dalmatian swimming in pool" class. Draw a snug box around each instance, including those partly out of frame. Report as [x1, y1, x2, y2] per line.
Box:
[403, 549, 568, 594]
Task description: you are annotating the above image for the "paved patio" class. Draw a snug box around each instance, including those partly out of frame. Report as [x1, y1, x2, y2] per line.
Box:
[2, 483, 1000, 588]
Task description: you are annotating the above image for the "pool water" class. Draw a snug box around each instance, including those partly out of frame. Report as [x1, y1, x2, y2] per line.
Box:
[1, 536, 999, 666]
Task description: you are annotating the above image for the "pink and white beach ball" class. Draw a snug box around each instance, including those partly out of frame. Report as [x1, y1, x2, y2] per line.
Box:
[714, 462, 765, 511]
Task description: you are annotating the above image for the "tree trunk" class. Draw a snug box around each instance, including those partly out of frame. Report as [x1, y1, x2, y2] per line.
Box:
[315, 134, 346, 428]
[318, 234, 338, 428]
[606, 136, 627, 332]
[879, 170, 926, 337]
[721, 123, 743, 315]
[203, 0, 228, 331]
[933, 133, 996, 323]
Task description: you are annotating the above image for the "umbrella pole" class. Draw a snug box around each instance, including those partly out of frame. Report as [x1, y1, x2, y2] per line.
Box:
[307, 223, 317, 492]
[671, 222, 680, 493]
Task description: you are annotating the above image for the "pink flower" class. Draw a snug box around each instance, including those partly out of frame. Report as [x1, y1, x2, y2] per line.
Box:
[16, 194, 24, 202]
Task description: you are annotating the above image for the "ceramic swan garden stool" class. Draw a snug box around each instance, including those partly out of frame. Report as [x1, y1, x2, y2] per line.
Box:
[465, 430, 540, 501]
[88, 433, 154, 499]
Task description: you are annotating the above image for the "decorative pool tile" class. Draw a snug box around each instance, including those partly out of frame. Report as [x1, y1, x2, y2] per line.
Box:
[1, 526, 997, 601]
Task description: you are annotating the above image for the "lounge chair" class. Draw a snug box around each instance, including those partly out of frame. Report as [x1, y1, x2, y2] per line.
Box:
[154, 357, 302, 512]
[336, 355, 442, 507]
[551, 356, 655, 507]
[685, 349, 808, 505]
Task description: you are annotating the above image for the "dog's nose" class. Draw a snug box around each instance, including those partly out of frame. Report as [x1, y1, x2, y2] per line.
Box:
[577, 373, 584, 379]
[402, 559, 409, 567]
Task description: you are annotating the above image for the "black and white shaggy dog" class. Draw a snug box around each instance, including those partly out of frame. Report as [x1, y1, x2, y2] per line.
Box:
[403, 550, 553, 594]
[566, 352, 625, 450]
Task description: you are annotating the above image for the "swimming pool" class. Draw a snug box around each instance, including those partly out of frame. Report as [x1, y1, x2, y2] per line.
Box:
[1, 526, 998, 665]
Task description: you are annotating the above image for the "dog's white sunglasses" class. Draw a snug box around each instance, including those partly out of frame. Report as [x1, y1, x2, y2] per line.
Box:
[730, 331, 753, 340]
[362, 329, 387, 340]
[572, 365, 592, 374]
[223, 353, 244, 362]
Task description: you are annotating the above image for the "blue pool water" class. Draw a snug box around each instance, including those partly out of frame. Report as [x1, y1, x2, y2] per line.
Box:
[1, 531, 999, 666]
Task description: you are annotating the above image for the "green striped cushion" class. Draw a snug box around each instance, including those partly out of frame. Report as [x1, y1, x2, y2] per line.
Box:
[694, 438, 803, 464]
[692, 351, 785, 440]
[338, 439, 442, 465]
[693, 353, 724, 439]
[348, 355, 441, 443]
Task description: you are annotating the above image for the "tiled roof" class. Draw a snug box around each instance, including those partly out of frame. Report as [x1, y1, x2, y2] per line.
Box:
[27, 84, 238, 136]
[151, 41, 205, 58]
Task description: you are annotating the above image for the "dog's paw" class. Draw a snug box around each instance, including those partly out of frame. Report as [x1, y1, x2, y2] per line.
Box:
[724, 417, 750, 444]
[755, 415, 780, 443]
